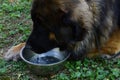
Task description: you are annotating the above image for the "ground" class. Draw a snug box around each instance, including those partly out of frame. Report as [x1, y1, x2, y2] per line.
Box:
[0, 0, 120, 80]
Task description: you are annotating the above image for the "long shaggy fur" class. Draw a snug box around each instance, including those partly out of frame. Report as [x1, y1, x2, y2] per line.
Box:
[25, 0, 120, 60]
[4, 0, 120, 61]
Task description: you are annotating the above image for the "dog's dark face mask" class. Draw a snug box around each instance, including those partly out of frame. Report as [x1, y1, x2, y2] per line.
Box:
[26, 0, 86, 53]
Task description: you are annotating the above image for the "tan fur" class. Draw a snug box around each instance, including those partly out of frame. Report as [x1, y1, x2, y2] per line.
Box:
[71, 0, 93, 29]
[88, 29, 120, 58]
[12, 43, 25, 53]
[49, 32, 56, 40]
[4, 43, 25, 61]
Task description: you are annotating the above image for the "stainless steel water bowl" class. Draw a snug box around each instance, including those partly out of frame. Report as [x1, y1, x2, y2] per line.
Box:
[20, 47, 70, 76]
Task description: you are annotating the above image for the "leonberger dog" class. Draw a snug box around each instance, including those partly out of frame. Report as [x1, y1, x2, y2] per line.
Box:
[4, 0, 120, 61]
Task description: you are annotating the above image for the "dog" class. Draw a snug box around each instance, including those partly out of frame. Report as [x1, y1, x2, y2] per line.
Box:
[4, 0, 120, 61]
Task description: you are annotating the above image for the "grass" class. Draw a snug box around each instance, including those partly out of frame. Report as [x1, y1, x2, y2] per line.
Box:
[0, 0, 120, 80]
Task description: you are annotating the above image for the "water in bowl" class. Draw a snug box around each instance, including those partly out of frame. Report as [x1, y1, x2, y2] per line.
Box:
[30, 55, 60, 64]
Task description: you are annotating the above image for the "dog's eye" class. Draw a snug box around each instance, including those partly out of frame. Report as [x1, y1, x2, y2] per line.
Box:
[62, 11, 72, 25]
[56, 8, 65, 15]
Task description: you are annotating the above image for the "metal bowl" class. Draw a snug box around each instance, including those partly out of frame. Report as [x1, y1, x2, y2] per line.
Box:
[20, 47, 70, 76]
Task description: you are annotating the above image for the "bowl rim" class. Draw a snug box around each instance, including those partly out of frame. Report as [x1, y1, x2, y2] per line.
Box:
[20, 46, 70, 66]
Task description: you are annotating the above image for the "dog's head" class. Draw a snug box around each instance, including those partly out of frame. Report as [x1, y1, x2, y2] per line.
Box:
[26, 0, 93, 53]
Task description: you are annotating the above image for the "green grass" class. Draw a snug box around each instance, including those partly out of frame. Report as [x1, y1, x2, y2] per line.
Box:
[0, 0, 120, 80]
[0, 0, 32, 50]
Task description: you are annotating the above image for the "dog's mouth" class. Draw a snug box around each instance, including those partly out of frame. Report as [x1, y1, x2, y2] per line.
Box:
[25, 43, 66, 54]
